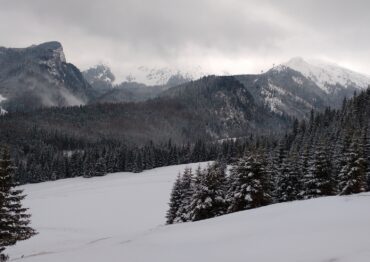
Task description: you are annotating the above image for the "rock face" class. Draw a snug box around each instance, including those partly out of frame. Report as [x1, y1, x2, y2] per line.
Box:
[0, 41, 92, 111]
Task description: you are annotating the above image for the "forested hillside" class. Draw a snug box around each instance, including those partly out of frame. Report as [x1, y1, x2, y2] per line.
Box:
[167, 88, 370, 223]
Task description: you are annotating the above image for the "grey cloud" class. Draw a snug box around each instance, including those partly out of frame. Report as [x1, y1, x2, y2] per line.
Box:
[1, 0, 369, 81]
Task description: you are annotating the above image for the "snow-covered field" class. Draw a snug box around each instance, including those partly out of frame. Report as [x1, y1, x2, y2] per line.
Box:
[8, 163, 370, 262]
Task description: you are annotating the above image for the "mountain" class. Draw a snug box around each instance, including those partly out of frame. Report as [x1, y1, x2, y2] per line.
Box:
[92, 58, 369, 116]
[234, 68, 327, 119]
[83, 64, 193, 104]
[0, 41, 368, 142]
[230, 58, 370, 119]
[0, 41, 92, 111]
[135, 66, 202, 86]
[156, 75, 292, 139]
[82, 64, 115, 96]
[96, 74, 192, 104]
[283, 57, 370, 94]
[0, 76, 291, 147]
[96, 81, 165, 103]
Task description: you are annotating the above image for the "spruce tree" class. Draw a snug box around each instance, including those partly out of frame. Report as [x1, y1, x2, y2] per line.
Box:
[188, 162, 227, 221]
[360, 128, 370, 188]
[166, 174, 184, 224]
[275, 155, 302, 202]
[0, 147, 36, 260]
[95, 156, 107, 176]
[302, 142, 334, 199]
[338, 142, 367, 195]
[174, 168, 194, 223]
[332, 132, 351, 187]
[226, 155, 272, 213]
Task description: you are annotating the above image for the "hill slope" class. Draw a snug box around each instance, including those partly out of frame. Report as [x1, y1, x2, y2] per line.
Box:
[8, 163, 370, 262]
[0, 75, 291, 146]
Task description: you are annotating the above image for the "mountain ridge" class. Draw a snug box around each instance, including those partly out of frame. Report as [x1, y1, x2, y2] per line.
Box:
[280, 57, 370, 93]
[0, 41, 369, 123]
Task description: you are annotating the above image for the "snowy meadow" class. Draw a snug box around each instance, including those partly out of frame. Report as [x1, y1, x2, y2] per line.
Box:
[8, 163, 370, 262]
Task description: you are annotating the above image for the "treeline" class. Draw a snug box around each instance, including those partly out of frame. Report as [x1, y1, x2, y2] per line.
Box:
[167, 89, 370, 223]
[10, 130, 274, 184]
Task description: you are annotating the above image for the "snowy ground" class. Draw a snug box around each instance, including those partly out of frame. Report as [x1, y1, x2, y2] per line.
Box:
[8, 163, 370, 262]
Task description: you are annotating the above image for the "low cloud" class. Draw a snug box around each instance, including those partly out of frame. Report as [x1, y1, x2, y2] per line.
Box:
[1, 0, 370, 82]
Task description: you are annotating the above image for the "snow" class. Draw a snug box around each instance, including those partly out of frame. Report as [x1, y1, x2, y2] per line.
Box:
[8, 163, 370, 262]
[86, 64, 115, 84]
[292, 76, 304, 85]
[0, 107, 7, 115]
[284, 57, 370, 93]
[217, 137, 237, 143]
[261, 82, 285, 114]
[0, 94, 7, 103]
[0, 94, 8, 115]
[135, 66, 204, 86]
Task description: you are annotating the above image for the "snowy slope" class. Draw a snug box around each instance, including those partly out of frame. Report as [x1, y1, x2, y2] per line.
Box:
[283, 57, 370, 93]
[8, 163, 370, 262]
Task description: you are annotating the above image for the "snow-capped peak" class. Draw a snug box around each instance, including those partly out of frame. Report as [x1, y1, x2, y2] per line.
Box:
[136, 66, 204, 86]
[83, 64, 115, 84]
[282, 57, 370, 93]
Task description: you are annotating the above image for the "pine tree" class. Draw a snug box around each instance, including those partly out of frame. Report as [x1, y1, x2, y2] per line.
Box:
[226, 155, 272, 213]
[338, 142, 367, 195]
[132, 152, 143, 173]
[174, 168, 194, 223]
[83, 153, 95, 178]
[332, 132, 351, 187]
[275, 155, 302, 202]
[360, 128, 370, 189]
[166, 168, 194, 224]
[264, 151, 279, 203]
[166, 174, 184, 224]
[0, 147, 36, 260]
[302, 142, 335, 199]
[95, 156, 107, 176]
[188, 162, 227, 221]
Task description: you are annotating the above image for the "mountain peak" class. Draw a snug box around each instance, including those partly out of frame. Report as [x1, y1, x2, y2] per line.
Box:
[281, 57, 370, 93]
[35, 41, 63, 50]
[284, 57, 310, 69]
[20, 41, 67, 63]
[83, 64, 115, 84]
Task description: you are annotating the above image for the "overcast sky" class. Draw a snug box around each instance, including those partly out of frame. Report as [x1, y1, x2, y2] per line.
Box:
[1, 0, 370, 83]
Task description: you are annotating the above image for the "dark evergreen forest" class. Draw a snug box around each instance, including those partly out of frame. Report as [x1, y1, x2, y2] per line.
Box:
[167, 88, 370, 223]
[0, 76, 293, 184]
